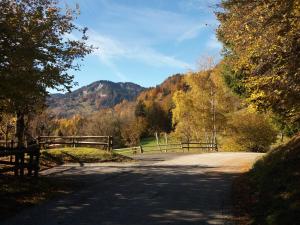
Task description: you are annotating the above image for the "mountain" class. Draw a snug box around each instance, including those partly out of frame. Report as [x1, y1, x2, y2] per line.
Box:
[137, 74, 187, 110]
[47, 80, 146, 117]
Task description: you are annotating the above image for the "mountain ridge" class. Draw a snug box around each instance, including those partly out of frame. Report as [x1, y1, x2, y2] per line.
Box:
[47, 80, 146, 117]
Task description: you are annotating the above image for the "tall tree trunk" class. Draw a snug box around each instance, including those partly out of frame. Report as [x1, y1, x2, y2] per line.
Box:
[16, 111, 25, 148]
[210, 85, 217, 146]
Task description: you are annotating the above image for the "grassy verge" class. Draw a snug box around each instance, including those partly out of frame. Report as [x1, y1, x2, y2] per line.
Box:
[232, 134, 300, 225]
[40, 147, 131, 169]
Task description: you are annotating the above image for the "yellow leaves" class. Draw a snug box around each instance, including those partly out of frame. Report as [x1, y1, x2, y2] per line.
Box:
[247, 104, 259, 113]
[172, 67, 242, 141]
[217, 0, 300, 123]
[56, 115, 82, 136]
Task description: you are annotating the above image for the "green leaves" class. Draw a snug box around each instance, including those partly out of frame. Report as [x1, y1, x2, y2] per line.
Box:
[0, 0, 92, 115]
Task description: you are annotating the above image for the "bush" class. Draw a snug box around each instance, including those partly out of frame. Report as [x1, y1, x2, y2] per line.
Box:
[221, 110, 278, 152]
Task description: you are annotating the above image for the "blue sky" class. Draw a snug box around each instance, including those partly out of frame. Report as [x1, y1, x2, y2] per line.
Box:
[63, 0, 222, 90]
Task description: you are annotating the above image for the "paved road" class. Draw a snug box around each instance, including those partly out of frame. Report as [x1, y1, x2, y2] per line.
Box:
[2, 152, 263, 225]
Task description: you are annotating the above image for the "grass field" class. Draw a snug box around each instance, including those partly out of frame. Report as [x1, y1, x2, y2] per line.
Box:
[115, 137, 213, 155]
[140, 137, 167, 147]
[40, 147, 131, 169]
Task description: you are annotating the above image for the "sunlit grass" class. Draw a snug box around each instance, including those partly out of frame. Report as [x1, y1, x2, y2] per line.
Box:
[40, 147, 131, 169]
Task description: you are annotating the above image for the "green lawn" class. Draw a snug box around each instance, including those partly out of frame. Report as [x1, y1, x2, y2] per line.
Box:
[40, 147, 131, 169]
[140, 136, 179, 147]
[115, 137, 208, 155]
[140, 137, 162, 147]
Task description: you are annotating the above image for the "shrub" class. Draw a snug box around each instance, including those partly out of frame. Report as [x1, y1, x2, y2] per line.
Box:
[221, 110, 278, 152]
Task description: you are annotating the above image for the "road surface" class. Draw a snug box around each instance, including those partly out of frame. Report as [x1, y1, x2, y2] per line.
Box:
[2, 152, 263, 225]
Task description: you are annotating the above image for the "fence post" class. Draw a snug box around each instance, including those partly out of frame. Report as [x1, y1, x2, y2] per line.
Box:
[14, 153, 19, 176]
[20, 150, 25, 177]
[164, 133, 168, 152]
[28, 150, 33, 176]
[140, 145, 143, 154]
[72, 136, 75, 148]
[108, 136, 113, 151]
[34, 146, 40, 177]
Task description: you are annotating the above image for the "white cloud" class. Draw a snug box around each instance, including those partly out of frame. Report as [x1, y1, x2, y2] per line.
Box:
[206, 35, 223, 51]
[87, 29, 192, 71]
[90, 0, 213, 44]
[99, 58, 128, 82]
[177, 24, 206, 42]
[64, 0, 220, 81]
[179, 0, 220, 12]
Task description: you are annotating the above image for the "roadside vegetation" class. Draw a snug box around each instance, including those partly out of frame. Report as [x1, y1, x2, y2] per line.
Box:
[216, 0, 299, 224]
[233, 135, 300, 225]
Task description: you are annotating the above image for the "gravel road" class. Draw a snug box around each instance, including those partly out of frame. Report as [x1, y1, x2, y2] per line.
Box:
[2, 152, 263, 225]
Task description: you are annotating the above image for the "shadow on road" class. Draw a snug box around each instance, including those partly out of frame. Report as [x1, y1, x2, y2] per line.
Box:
[3, 163, 239, 225]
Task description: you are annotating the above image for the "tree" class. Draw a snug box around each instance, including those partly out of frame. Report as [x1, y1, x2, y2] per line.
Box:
[216, 0, 300, 130]
[86, 110, 122, 146]
[146, 102, 170, 134]
[28, 111, 58, 137]
[57, 115, 84, 136]
[172, 68, 240, 143]
[0, 0, 92, 146]
[135, 100, 147, 117]
[0, 113, 15, 145]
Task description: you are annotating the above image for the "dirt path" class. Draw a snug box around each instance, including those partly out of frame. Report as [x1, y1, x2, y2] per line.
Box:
[2, 152, 263, 225]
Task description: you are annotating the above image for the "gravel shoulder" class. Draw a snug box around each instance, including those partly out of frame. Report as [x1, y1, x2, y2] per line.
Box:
[2, 152, 263, 225]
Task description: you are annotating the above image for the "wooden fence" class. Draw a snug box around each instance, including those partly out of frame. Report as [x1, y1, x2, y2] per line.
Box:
[114, 142, 217, 155]
[0, 136, 113, 177]
[0, 140, 18, 148]
[0, 144, 40, 177]
[38, 136, 113, 151]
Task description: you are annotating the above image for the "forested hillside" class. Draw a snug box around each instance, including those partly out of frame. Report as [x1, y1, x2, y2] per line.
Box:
[26, 74, 188, 147]
[47, 80, 145, 117]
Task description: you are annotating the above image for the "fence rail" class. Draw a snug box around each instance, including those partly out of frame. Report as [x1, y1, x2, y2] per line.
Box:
[38, 136, 113, 150]
[114, 142, 217, 155]
[0, 140, 18, 148]
[0, 135, 113, 177]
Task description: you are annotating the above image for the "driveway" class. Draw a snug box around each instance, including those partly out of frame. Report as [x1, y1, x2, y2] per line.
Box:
[2, 152, 263, 225]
